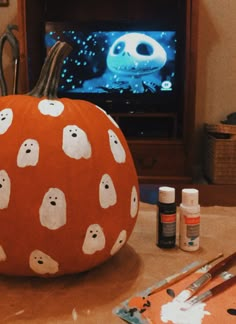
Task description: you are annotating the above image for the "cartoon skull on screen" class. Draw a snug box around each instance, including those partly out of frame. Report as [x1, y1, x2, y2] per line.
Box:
[107, 32, 167, 92]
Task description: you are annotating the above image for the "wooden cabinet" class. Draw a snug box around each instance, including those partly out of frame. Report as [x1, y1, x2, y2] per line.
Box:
[129, 140, 189, 182]
[17, 0, 198, 184]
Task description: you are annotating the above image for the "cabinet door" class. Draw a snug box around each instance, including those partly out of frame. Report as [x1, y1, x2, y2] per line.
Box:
[129, 141, 188, 177]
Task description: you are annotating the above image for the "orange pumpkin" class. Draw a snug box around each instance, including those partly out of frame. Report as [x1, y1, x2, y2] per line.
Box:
[0, 42, 139, 277]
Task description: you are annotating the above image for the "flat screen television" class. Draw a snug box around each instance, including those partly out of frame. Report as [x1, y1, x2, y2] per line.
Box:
[45, 22, 185, 113]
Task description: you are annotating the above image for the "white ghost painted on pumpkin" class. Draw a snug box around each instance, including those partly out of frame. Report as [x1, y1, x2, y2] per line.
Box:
[38, 99, 64, 117]
[0, 108, 13, 135]
[62, 125, 92, 159]
[82, 224, 106, 255]
[107, 115, 119, 128]
[95, 105, 119, 128]
[108, 129, 126, 163]
[39, 188, 67, 230]
[17, 139, 40, 167]
[95, 105, 107, 115]
[29, 249, 59, 275]
[0, 245, 7, 262]
[130, 186, 139, 218]
[0, 169, 11, 209]
[110, 230, 127, 255]
[99, 173, 117, 209]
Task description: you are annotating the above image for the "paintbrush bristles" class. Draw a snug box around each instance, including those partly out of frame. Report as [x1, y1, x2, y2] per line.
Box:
[183, 275, 236, 310]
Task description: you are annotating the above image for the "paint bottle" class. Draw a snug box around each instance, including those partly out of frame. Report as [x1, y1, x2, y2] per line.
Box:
[157, 186, 176, 248]
[179, 188, 200, 252]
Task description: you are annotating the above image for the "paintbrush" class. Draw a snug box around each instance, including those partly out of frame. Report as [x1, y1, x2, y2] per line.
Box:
[148, 252, 223, 296]
[174, 251, 236, 303]
[182, 275, 236, 309]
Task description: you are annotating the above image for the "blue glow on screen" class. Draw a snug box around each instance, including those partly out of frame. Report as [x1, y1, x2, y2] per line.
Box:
[45, 28, 177, 95]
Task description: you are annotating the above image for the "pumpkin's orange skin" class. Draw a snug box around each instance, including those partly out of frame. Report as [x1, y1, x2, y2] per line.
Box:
[0, 95, 139, 276]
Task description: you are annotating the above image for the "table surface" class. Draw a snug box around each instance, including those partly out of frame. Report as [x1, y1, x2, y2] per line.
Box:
[0, 202, 235, 323]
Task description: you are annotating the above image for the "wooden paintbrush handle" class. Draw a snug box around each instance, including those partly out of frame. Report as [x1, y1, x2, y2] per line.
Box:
[149, 253, 223, 296]
[211, 275, 236, 295]
[209, 251, 236, 277]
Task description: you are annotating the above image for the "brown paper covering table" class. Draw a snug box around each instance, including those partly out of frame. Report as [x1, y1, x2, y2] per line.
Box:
[0, 202, 235, 323]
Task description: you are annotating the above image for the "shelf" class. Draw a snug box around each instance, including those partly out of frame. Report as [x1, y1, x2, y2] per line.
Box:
[111, 112, 177, 118]
[112, 112, 178, 139]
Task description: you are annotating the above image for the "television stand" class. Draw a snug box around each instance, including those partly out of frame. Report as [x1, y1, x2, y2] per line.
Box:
[17, 0, 198, 184]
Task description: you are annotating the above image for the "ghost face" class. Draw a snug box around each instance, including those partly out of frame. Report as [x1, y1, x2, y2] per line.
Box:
[62, 125, 92, 160]
[99, 174, 117, 209]
[29, 249, 59, 275]
[17, 139, 40, 167]
[107, 33, 167, 77]
[38, 99, 64, 117]
[130, 186, 139, 218]
[39, 188, 67, 230]
[108, 129, 126, 163]
[0, 170, 11, 209]
[110, 230, 127, 255]
[0, 108, 13, 135]
[82, 224, 106, 255]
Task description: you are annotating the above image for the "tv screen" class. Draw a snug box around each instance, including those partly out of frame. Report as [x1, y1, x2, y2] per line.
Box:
[45, 22, 178, 112]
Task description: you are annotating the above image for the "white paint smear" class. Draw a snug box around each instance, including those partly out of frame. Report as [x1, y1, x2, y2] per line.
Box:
[15, 310, 25, 316]
[161, 300, 210, 324]
[2, 309, 25, 322]
[72, 308, 78, 321]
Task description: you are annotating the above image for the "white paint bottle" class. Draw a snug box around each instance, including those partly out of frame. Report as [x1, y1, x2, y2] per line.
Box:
[179, 188, 200, 251]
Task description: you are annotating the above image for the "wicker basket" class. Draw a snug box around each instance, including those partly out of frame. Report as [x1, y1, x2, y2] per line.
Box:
[204, 123, 236, 184]
[205, 123, 236, 136]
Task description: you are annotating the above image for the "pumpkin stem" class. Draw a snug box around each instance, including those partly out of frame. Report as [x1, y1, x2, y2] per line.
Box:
[28, 41, 72, 99]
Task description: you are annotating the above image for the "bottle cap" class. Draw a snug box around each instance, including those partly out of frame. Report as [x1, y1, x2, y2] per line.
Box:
[159, 186, 175, 204]
[181, 188, 199, 206]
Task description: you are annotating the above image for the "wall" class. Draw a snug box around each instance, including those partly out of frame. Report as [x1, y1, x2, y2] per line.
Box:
[1, 0, 236, 169]
[194, 0, 236, 168]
